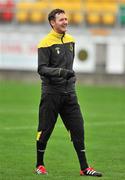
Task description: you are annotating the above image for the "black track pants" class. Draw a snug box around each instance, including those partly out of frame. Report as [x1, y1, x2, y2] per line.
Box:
[37, 93, 85, 146]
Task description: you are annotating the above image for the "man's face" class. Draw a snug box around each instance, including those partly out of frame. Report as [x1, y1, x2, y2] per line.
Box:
[51, 13, 68, 34]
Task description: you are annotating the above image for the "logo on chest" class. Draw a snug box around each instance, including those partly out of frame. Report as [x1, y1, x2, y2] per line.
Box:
[69, 43, 73, 51]
[55, 47, 60, 54]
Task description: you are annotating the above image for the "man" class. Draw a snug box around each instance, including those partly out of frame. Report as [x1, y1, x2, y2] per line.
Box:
[35, 9, 102, 177]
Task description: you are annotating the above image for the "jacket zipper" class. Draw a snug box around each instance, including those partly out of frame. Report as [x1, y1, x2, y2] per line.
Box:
[61, 33, 68, 93]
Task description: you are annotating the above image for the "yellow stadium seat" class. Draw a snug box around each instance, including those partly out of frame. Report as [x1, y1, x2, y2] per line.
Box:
[16, 11, 29, 23]
[85, 1, 117, 26]
[85, 2, 117, 14]
[86, 12, 101, 25]
[100, 2, 117, 26]
[102, 3, 117, 14]
[85, 2, 102, 13]
[72, 13, 83, 24]
[16, 1, 48, 23]
[16, 2, 32, 11]
[102, 13, 116, 26]
[51, 0, 82, 11]
[51, 2, 70, 11]
[16, 2, 32, 23]
[50, 0, 83, 24]
[71, 2, 82, 11]
[30, 2, 48, 23]
[30, 11, 44, 23]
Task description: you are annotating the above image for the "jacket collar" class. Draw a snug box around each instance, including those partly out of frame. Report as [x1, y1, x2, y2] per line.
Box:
[50, 29, 65, 39]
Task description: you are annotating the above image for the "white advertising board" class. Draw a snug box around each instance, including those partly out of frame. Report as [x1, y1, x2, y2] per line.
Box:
[74, 36, 96, 72]
[106, 43, 124, 74]
[0, 33, 39, 70]
[0, 32, 96, 72]
[0, 32, 125, 74]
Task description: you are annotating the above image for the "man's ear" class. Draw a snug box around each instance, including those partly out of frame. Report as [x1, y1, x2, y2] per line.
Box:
[50, 20, 55, 27]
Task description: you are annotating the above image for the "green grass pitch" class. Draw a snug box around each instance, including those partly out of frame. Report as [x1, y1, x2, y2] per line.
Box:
[0, 81, 125, 180]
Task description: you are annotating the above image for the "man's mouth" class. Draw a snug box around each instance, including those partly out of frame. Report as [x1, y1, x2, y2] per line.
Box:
[62, 25, 67, 28]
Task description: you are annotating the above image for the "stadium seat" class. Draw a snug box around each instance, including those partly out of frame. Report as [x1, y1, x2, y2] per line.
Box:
[102, 13, 116, 26]
[71, 1, 84, 24]
[103, 2, 117, 12]
[16, 2, 32, 23]
[85, 2, 101, 13]
[86, 12, 101, 25]
[72, 12, 83, 24]
[119, 4, 125, 25]
[120, 15, 125, 25]
[51, 0, 83, 24]
[30, 11, 44, 23]
[30, 2, 48, 23]
[2, 11, 14, 22]
[1, 0, 15, 22]
[101, 2, 117, 26]
[0, 2, 4, 21]
[85, 1, 118, 26]
[16, 11, 29, 23]
[85, 2, 101, 25]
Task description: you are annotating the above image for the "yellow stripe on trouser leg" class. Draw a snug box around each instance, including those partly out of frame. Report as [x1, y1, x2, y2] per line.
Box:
[36, 131, 42, 141]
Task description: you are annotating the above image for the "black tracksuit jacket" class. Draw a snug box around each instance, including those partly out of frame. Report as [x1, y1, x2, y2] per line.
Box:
[37, 30, 76, 94]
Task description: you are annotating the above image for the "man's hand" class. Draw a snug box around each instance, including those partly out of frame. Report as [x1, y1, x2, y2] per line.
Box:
[59, 68, 75, 80]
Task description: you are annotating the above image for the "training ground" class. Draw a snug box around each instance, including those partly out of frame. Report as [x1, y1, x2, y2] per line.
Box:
[0, 81, 125, 180]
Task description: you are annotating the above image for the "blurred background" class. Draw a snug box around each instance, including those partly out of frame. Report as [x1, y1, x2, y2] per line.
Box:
[0, 0, 125, 86]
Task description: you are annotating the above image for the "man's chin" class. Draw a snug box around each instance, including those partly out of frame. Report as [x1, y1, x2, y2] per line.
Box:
[57, 28, 67, 34]
[61, 29, 67, 33]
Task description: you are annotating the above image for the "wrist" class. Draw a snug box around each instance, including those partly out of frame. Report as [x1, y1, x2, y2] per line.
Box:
[59, 68, 63, 76]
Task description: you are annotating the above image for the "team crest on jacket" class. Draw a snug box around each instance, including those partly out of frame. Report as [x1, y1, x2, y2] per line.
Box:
[69, 43, 73, 51]
[55, 47, 60, 54]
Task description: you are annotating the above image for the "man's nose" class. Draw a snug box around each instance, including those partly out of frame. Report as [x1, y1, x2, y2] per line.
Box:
[64, 20, 68, 24]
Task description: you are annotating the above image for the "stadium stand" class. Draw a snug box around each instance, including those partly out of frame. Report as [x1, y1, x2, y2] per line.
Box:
[0, 0, 125, 27]
[85, 1, 117, 26]
[50, 0, 83, 24]
[16, 0, 49, 23]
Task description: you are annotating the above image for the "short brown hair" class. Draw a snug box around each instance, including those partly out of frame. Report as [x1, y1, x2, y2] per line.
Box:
[48, 9, 65, 27]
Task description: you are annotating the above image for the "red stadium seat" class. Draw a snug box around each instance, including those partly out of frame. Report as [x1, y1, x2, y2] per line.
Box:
[0, 2, 4, 21]
[2, 0, 15, 22]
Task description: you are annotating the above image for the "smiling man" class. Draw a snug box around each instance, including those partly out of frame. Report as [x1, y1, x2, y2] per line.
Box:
[35, 9, 102, 177]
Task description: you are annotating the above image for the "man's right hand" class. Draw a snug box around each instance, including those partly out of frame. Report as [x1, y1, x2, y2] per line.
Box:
[60, 68, 75, 80]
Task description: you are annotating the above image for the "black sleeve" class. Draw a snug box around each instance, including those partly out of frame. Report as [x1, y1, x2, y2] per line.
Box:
[73, 43, 75, 59]
[38, 47, 61, 77]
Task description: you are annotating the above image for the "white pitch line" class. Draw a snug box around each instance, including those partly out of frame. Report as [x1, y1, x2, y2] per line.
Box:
[2, 120, 125, 131]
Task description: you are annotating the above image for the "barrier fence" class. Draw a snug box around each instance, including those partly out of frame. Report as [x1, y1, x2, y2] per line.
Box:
[0, 32, 125, 74]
